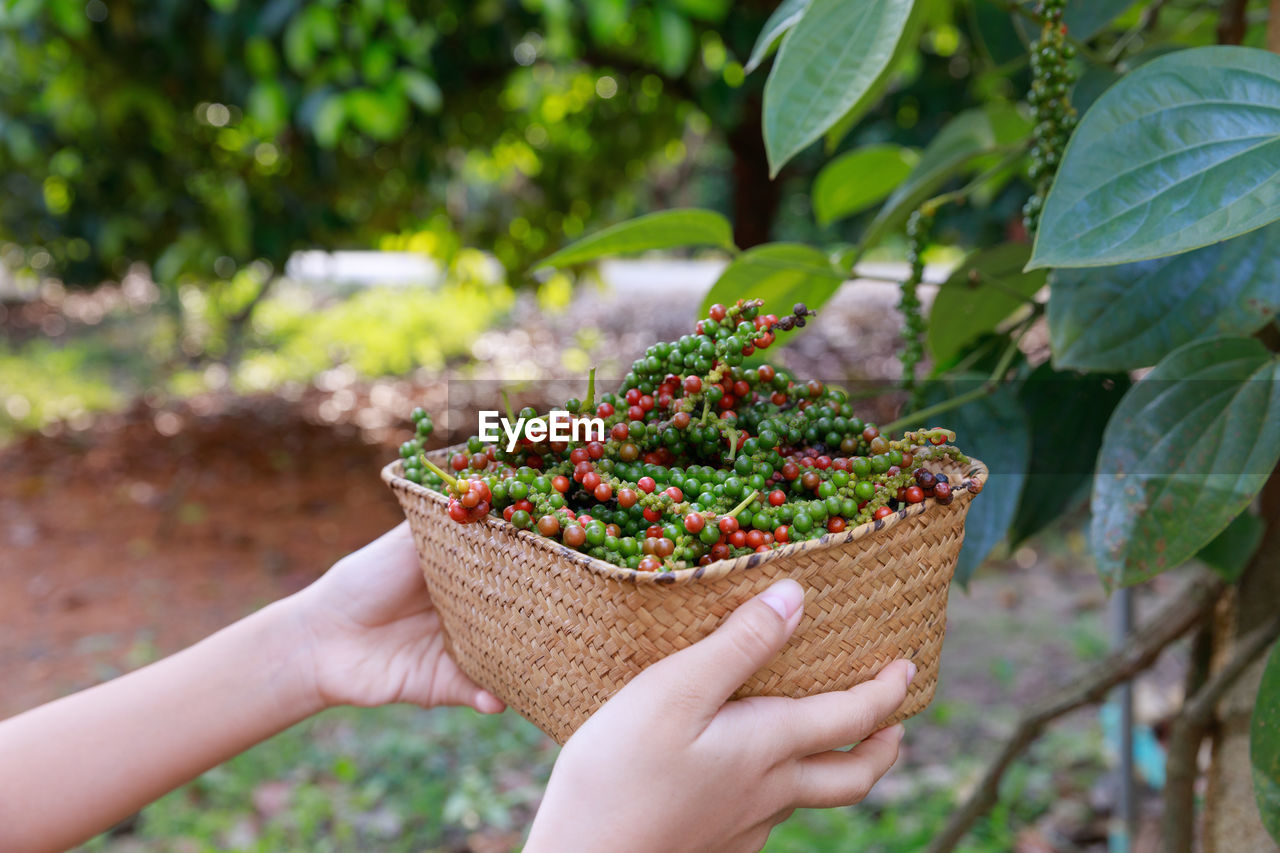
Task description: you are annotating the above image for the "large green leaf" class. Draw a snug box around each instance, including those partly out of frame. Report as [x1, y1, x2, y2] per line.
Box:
[1010, 364, 1129, 547]
[812, 145, 918, 226]
[917, 377, 1029, 585]
[698, 243, 844, 321]
[1091, 337, 1280, 587]
[744, 0, 810, 74]
[1196, 509, 1263, 583]
[1049, 224, 1280, 371]
[928, 244, 1046, 363]
[861, 102, 1028, 253]
[1254, 641, 1280, 845]
[1030, 47, 1280, 270]
[762, 0, 917, 176]
[536, 209, 735, 269]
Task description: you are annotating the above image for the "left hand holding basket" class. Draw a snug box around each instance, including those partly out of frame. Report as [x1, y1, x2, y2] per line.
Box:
[526, 579, 916, 853]
[293, 522, 506, 714]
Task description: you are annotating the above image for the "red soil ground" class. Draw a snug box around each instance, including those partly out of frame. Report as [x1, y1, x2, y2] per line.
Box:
[0, 398, 406, 718]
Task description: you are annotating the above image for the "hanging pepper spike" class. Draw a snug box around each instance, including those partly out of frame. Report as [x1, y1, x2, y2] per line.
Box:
[581, 367, 597, 415]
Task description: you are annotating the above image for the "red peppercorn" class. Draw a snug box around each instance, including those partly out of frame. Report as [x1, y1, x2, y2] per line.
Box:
[708, 303, 727, 322]
[451, 453, 469, 471]
[664, 486, 683, 502]
[758, 364, 775, 383]
[774, 525, 790, 543]
[781, 462, 800, 480]
[710, 543, 731, 561]
[755, 544, 771, 553]
[637, 477, 656, 493]
[596, 402, 614, 418]
[552, 475, 570, 493]
[570, 447, 590, 465]
[683, 375, 702, 394]
[582, 471, 601, 492]
[718, 516, 739, 534]
[563, 524, 586, 548]
[684, 513, 705, 533]
[933, 482, 953, 505]
[537, 515, 560, 536]
[594, 482, 613, 502]
[639, 395, 654, 412]
[672, 411, 691, 429]
[769, 489, 786, 507]
[638, 555, 663, 572]
[448, 501, 470, 522]
[643, 507, 661, 523]
[729, 530, 747, 548]
[646, 524, 664, 539]
[827, 517, 847, 533]
[628, 405, 645, 421]
[611, 422, 629, 441]
[771, 391, 787, 406]
[617, 488, 638, 508]
[514, 499, 533, 513]
[905, 486, 925, 504]
[625, 388, 641, 405]
[873, 506, 892, 520]
[503, 505, 516, 521]
[586, 441, 605, 460]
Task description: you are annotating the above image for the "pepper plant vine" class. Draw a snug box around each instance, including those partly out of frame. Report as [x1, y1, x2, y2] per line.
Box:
[537, 0, 1280, 848]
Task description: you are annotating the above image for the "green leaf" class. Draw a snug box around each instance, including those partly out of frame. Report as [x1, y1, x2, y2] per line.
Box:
[1196, 509, 1263, 583]
[927, 244, 1046, 364]
[311, 95, 346, 148]
[812, 145, 917, 226]
[745, 0, 810, 74]
[536, 209, 735, 269]
[1049, 223, 1280, 371]
[1090, 336, 1280, 587]
[1010, 364, 1129, 547]
[861, 102, 1027, 252]
[654, 7, 695, 77]
[399, 69, 442, 113]
[247, 81, 289, 137]
[918, 377, 1029, 584]
[698, 243, 844, 322]
[1254, 641, 1280, 845]
[345, 87, 408, 141]
[1030, 46, 1280, 270]
[762, 0, 917, 176]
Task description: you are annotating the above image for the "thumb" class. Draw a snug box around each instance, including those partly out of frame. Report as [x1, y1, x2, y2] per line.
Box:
[652, 579, 805, 715]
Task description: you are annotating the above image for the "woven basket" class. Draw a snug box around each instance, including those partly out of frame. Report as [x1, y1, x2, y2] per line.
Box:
[383, 449, 986, 744]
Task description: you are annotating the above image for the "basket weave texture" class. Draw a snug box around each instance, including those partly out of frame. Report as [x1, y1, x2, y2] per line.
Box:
[383, 449, 987, 745]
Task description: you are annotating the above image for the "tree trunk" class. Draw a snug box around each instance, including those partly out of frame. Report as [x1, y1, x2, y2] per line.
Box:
[1203, 467, 1280, 853]
[727, 94, 780, 250]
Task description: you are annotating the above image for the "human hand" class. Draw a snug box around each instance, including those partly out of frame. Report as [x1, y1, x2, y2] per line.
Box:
[289, 523, 505, 715]
[526, 579, 913, 853]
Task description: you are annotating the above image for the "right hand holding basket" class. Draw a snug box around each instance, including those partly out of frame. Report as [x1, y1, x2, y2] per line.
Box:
[525, 579, 917, 853]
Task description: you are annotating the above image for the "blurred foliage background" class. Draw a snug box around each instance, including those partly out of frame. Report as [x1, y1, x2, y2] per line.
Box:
[0, 0, 1047, 439]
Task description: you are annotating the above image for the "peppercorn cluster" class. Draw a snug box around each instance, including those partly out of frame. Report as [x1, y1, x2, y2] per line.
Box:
[1023, 0, 1077, 234]
[898, 207, 933, 397]
[398, 299, 967, 573]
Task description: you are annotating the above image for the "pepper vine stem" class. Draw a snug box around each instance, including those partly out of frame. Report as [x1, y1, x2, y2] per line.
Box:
[726, 490, 760, 518]
[881, 310, 1036, 435]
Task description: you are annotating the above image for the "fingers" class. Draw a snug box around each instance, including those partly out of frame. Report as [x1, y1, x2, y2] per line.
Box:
[644, 580, 805, 718]
[429, 659, 507, 714]
[756, 659, 916, 756]
[792, 724, 905, 809]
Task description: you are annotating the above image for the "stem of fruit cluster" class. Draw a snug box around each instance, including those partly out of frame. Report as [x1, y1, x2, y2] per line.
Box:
[726, 424, 740, 461]
[881, 319, 1030, 435]
[582, 367, 597, 414]
[419, 454, 461, 492]
[726, 491, 760, 518]
[501, 389, 515, 425]
[921, 145, 1029, 213]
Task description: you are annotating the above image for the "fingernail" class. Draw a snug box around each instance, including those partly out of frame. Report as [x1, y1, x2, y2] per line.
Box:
[891, 724, 906, 742]
[759, 579, 804, 620]
[905, 662, 918, 685]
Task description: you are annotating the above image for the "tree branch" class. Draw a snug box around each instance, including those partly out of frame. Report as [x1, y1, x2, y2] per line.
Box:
[1160, 618, 1214, 853]
[925, 571, 1226, 853]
